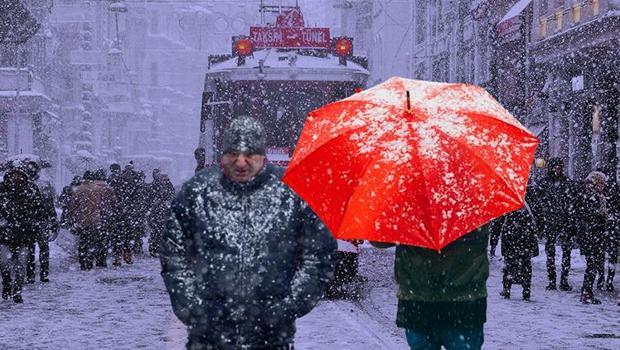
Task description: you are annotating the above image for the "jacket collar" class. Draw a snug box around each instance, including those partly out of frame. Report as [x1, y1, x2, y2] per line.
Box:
[220, 163, 274, 194]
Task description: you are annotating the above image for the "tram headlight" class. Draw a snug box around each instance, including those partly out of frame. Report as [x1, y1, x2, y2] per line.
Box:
[332, 37, 353, 58]
[232, 36, 254, 57]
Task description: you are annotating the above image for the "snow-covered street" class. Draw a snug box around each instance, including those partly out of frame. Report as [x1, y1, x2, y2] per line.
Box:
[0, 234, 617, 350]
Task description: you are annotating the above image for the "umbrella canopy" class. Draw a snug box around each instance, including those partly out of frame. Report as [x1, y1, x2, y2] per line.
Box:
[282, 77, 539, 250]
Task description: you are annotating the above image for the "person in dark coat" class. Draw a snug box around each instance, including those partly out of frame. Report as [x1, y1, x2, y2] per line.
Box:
[107, 164, 128, 266]
[24, 161, 58, 283]
[160, 116, 336, 350]
[372, 226, 489, 350]
[146, 170, 175, 257]
[194, 147, 206, 173]
[599, 175, 619, 292]
[0, 168, 47, 303]
[110, 164, 146, 265]
[492, 204, 539, 301]
[69, 171, 116, 270]
[537, 157, 575, 291]
[575, 171, 608, 304]
[58, 176, 81, 230]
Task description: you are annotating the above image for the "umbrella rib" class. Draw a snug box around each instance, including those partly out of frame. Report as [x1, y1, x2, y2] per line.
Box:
[431, 126, 524, 204]
[337, 152, 376, 236]
[445, 108, 536, 142]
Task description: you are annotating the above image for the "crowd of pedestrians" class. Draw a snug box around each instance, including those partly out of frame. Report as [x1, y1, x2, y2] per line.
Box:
[0, 159, 175, 303]
[491, 158, 619, 305]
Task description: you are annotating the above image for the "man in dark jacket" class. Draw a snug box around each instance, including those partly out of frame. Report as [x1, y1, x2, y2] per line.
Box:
[0, 168, 47, 303]
[372, 226, 489, 350]
[24, 161, 58, 283]
[492, 204, 539, 301]
[146, 169, 175, 257]
[537, 157, 575, 291]
[575, 171, 608, 304]
[160, 116, 336, 350]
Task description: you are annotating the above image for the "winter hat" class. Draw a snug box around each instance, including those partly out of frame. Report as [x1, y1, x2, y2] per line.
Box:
[586, 171, 607, 185]
[222, 115, 266, 155]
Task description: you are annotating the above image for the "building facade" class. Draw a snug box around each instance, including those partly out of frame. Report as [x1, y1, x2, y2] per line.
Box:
[528, 0, 620, 180]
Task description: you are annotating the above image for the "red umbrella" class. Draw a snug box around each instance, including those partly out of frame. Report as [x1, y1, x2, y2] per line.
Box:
[282, 77, 539, 250]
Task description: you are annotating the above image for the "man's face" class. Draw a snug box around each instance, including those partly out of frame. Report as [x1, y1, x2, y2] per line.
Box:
[552, 165, 563, 176]
[221, 152, 266, 183]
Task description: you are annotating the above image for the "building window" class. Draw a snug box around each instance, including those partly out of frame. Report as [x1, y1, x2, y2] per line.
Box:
[415, 1, 427, 44]
[415, 62, 426, 79]
[150, 62, 158, 85]
[591, 0, 599, 16]
[150, 10, 159, 34]
[432, 54, 449, 82]
[572, 4, 581, 23]
[540, 0, 548, 15]
[540, 17, 548, 38]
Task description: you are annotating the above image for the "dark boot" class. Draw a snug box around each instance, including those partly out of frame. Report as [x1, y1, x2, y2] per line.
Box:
[13, 293, 23, 304]
[606, 269, 615, 292]
[559, 279, 573, 291]
[501, 270, 511, 299]
[123, 251, 133, 264]
[580, 288, 601, 305]
[500, 289, 510, 299]
[1, 275, 11, 300]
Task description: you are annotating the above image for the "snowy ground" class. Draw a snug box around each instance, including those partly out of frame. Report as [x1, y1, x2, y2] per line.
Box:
[0, 232, 617, 349]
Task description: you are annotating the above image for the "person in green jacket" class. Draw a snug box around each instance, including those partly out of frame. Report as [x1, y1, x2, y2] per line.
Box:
[373, 225, 489, 350]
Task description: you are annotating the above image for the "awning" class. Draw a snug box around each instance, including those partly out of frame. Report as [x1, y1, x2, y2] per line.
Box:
[498, 0, 533, 26]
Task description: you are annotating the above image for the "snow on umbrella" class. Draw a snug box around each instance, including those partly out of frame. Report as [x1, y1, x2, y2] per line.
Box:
[282, 77, 539, 250]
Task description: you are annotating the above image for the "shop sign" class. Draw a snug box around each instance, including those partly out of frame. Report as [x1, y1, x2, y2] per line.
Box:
[571, 75, 584, 91]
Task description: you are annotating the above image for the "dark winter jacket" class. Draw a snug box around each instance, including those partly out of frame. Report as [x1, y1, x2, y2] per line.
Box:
[34, 177, 58, 240]
[372, 226, 489, 330]
[537, 174, 575, 240]
[160, 164, 336, 347]
[575, 183, 608, 256]
[493, 207, 539, 259]
[0, 178, 46, 247]
[147, 177, 175, 226]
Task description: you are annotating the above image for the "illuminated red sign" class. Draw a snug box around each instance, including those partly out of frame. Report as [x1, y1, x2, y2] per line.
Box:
[250, 27, 330, 49]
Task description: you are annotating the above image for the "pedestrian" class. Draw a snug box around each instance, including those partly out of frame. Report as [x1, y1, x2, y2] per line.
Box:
[492, 204, 539, 301]
[537, 157, 575, 291]
[69, 170, 116, 270]
[372, 226, 489, 349]
[146, 169, 175, 257]
[107, 163, 130, 267]
[599, 173, 619, 292]
[0, 167, 47, 303]
[160, 116, 336, 349]
[24, 161, 58, 283]
[110, 164, 144, 265]
[575, 171, 608, 304]
[58, 175, 81, 230]
[194, 147, 206, 173]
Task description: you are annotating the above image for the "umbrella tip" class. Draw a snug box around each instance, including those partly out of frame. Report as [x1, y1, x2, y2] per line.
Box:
[406, 91, 411, 111]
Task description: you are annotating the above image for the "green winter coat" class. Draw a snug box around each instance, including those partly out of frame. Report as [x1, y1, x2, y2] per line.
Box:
[373, 226, 489, 330]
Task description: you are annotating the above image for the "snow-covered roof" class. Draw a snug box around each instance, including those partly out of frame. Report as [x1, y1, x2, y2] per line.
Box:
[207, 49, 369, 83]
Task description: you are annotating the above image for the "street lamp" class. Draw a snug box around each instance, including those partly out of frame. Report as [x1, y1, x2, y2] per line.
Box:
[109, 0, 128, 46]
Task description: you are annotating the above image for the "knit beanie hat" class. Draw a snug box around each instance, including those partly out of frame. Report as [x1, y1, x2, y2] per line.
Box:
[222, 116, 266, 155]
